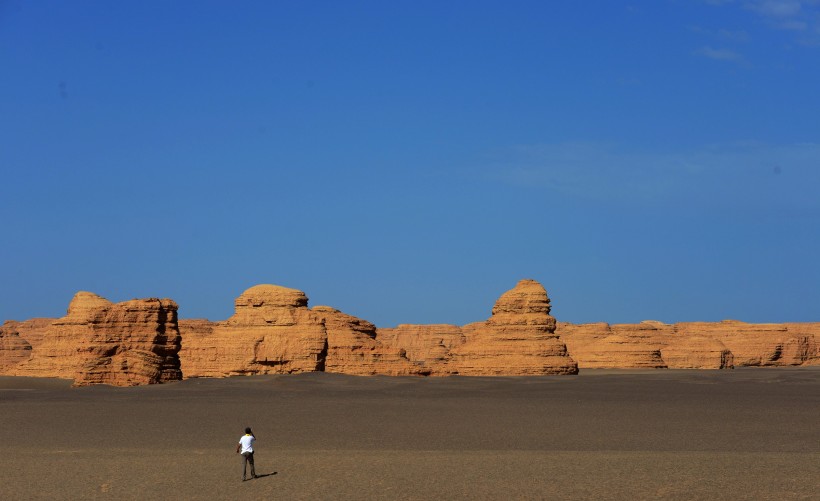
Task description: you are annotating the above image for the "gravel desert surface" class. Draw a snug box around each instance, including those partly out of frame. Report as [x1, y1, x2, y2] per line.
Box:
[1, 369, 818, 500]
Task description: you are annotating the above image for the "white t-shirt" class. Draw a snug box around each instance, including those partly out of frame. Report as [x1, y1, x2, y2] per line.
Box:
[239, 434, 255, 454]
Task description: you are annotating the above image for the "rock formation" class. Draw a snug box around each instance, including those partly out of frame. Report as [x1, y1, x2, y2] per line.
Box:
[181, 285, 435, 378]
[313, 306, 421, 376]
[661, 336, 733, 369]
[558, 322, 668, 369]
[0, 317, 56, 372]
[556, 320, 819, 369]
[8, 292, 181, 386]
[180, 280, 578, 377]
[2, 280, 818, 384]
[180, 285, 327, 377]
[2, 318, 53, 348]
[0, 323, 32, 371]
[782, 323, 820, 365]
[447, 279, 578, 375]
[674, 321, 815, 367]
[376, 280, 580, 375]
[177, 319, 216, 377]
[377, 324, 464, 375]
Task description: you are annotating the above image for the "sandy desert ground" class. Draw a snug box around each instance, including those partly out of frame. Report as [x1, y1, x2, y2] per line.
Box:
[1, 368, 818, 500]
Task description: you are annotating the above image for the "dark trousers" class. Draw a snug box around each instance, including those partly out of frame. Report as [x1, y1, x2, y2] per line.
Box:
[241, 451, 256, 479]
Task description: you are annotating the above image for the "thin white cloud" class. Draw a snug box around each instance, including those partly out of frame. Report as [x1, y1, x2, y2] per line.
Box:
[776, 19, 809, 29]
[488, 142, 820, 211]
[748, 0, 802, 18]
[707, 0, 820, 45]
[718, 28, 751, 41]
[696, 45, 745, 61]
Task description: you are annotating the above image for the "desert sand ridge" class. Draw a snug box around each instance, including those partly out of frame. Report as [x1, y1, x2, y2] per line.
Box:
[1, 279, 818, 385]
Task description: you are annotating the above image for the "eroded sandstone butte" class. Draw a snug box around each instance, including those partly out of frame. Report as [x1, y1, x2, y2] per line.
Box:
[180, 285, 327, 377]
[180, 285, 426, 377]
[380, 279, 579, 375]
[180, 279, 579, 377]
[5, 292, 181, 386]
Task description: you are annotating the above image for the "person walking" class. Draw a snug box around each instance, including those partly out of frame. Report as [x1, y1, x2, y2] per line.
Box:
[236, 427, 257, 481]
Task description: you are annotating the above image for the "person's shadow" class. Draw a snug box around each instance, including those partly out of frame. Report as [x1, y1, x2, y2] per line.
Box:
[253, 472, 277, 480]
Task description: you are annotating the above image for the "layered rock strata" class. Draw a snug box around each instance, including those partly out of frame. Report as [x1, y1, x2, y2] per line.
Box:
[674, 321, 815, 367]
[313, 306, 421, 376]
[181, 286, 445, 377]
[8, 292, 181, 386]
[2, 318, 53, 349]
[556, 320, 819, 369]
[661, 336, 733, 369]
[180, 285, 326, 377]
[0, 323, 33, 371]
[2, 281, 818, 384]
[558, 322, 668, 369]
[180, 280, 579, 377]
[377, 324, 464, 375]
[448, 279, 578, 375]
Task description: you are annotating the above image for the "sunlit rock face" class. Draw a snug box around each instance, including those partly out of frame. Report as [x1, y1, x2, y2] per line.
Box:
[0, 318, 55, 374]
[0, 323, 33, 371]
[558, 322, 668, 369]
[661, 336, 733, 369]
[376, 324, 464, 375]
[180, 280, 579, 377]
[180, 284, 423, 378]
[556, 319, 819, 369]
[4, 280, 817, 384]
[10, 292, 181, 386]
[312, 306, 422, 376]
[180, 285, 327, 378]
[446, 279, 579, 375]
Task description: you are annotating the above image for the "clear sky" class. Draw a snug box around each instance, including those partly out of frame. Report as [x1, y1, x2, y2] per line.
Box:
[1, 0, 818, 327]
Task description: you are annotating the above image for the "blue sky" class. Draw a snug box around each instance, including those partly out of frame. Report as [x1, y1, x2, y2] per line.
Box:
[1, 0, 818, 327]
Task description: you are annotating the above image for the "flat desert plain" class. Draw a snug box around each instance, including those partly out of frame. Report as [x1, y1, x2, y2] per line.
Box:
[1, 369, 818, 500]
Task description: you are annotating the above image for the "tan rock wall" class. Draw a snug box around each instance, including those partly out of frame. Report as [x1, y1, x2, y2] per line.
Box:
[0, 322, 33, 372]
[180, 285, 326, 377]
[661, 337, 733, 369]
[178, 319, 216, 377]
[4, 318, 53, 349]
[557, 320, 819, 369]
[11, 292, 181, 386]
[313, 307, 422, 376]
[376, 324, 464, 375]
[0, 318, 56, 374]
[180, 280, 578, 377]
[3, 281, 818, 383]
[447, 279, 578, 375]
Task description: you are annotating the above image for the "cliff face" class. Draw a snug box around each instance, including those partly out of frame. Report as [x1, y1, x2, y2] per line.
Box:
[0, 322, 33, 371]
[556, 320, 819, 369]
[0, 317, 55, 372]
[312, 306, 423, 376]
[448, 279, 578, 375]
[1, 318, 52, 348]
[180, 280, 579, 377]
[557, 322, 668, 369]
[6, 292, 181, 386]
[2, 280, 818, 385]
[674, 321, 815, 367]
[179, 285, 326, 377]
[377, 324, 464, 375]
